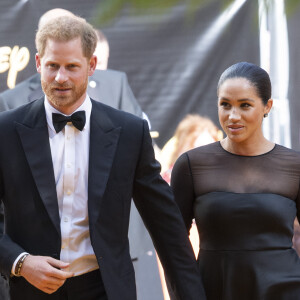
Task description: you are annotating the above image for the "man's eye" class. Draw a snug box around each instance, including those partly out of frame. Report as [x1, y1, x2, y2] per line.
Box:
[49, 64, 57, 68]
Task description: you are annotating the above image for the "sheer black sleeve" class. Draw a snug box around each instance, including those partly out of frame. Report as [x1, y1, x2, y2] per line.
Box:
[171, 153, 195, 233]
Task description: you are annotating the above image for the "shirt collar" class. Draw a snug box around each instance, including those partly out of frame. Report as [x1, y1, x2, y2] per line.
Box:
[44, 95, 92, 134]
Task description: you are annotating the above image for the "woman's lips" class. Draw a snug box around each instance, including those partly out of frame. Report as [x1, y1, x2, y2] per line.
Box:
[227, 124, 244, 132]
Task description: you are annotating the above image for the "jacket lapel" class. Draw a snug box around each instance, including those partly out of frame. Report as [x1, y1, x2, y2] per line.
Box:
[88, 101, 121, 226]
[15, 99, 60, 236]
[14, 99, 121, 233]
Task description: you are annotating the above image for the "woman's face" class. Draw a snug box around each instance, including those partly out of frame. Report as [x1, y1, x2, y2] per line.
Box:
[218, 77, 271, 144]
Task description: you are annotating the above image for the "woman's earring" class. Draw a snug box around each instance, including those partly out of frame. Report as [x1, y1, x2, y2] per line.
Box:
[264, 113, 268, 118]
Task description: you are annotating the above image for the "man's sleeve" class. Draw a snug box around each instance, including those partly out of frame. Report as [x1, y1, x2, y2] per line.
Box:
[0, 169, 25, 277]
[132, 120, 206, 300]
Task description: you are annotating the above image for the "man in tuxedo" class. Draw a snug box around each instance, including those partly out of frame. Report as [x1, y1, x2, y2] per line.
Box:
[0, 8, 162, 300]
[0, 14, 205, 300]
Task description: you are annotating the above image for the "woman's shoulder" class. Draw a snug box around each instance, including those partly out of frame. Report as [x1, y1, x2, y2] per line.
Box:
[173, 142, 220, 168]
[186, 141, 222, 157]
[271, 144, 300, 166]
[177, 142, 224, 168]
[273, 144, 300, 159]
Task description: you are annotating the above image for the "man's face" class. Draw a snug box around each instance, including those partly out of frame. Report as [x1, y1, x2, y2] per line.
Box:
[36, 37, 96, 114]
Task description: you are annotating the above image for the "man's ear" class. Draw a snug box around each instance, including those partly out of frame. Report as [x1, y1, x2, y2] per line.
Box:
[88, 55, 97, 76]
[35, 53, 42, 73]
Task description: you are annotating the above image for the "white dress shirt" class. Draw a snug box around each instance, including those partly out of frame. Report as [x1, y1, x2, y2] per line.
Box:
[12, 95, 99, 276]
[44, 95, 99, 276]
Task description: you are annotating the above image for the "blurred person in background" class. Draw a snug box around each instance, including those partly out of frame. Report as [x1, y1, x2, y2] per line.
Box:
[161, 114, 222, 184]
[94, 30, 109, 71]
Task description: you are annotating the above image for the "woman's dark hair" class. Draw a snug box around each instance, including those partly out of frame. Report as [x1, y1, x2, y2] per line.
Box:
[217, 62, 272, 105]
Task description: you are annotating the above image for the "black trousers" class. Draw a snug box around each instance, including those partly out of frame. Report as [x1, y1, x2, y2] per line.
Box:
[58, 269, 107, 300]
[10, 269, 108, 300]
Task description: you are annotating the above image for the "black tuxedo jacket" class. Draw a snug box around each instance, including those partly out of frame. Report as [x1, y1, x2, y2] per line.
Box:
[0, 69, 163, 299]
[0, 99, 206, 300]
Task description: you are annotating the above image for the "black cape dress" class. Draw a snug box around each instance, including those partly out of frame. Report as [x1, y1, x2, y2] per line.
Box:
[171, 142, 300, 300]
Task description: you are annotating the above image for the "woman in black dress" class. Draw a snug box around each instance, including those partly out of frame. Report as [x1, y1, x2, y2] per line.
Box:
[171, 62, 300, 299]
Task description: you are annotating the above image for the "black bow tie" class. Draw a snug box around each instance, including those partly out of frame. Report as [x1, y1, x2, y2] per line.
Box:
[52, 111, 86, 133]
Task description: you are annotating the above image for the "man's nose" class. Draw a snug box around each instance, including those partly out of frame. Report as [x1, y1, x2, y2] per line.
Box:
[55, 67, 68, 84]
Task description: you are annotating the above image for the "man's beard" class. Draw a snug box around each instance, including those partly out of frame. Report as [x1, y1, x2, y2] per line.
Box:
[41, 77, 88, 111]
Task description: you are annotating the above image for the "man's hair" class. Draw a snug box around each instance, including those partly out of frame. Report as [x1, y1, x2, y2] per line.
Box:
[35, 15, 98, 59]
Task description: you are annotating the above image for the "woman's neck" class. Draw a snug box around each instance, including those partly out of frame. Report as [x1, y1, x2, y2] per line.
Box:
[221, 137, 275, 156]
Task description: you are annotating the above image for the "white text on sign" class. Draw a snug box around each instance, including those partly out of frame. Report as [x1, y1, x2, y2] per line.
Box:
[0, 46, 30, 89]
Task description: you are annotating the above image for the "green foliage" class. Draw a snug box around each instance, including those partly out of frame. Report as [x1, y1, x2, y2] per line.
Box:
[285, 0, 300, 17]
[92, 0, 124, 26]
[92, 0, 300, 27]
[93, 0, 219, 26]
[130, 0, 180, 10]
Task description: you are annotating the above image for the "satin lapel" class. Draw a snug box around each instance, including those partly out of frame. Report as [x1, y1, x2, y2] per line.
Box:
[88, 101, 121, 226]
[15, 99, 60, 236]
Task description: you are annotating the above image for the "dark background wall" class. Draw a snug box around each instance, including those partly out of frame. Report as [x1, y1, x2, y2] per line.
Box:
[0, 0, 261, 147]
[104, 0, 260, 146]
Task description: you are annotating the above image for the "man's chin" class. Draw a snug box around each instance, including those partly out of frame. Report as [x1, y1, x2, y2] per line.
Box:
[47, 96, 75, 109]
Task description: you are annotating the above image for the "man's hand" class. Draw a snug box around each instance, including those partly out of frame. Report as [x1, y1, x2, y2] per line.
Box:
[20, 255, 74, 294]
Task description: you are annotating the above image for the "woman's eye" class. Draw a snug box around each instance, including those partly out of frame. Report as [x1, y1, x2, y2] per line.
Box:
[241, 103, 251, 108]
[220, 102, 230, 108]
